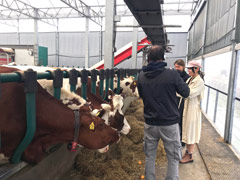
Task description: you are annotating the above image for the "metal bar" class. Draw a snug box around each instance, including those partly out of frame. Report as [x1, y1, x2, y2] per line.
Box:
[116, 25, 181, 28]
[204, 84, 228, 96]
[116, 69, 121, 94]
[109, 69, 114, 90]
[132, 19, 138, 69]
[80, 69, 88, 100]
[84, 7, 89, 68]
[201, 0, 209, 56]
[11, 69, 37, 163]
[34, 8, 39, 66]
[91, 69, 97, 95]
[11, 93, 36, 163]
[99, 69, 104, 98]
[56, 18, 59, 67]
[206, 87, 210, 114]
[100, 79, 104, 98]
[104, 0, 116, 69]
[213, 91, 219, 123]
[224, 45, 239, 143]
[0, 73, 22, 82]
[60, 0, 101, 26]
[0, 0, 56, 27]
[69, 69, 78, 93]
[0, 71, 69, 83]
[104, 69, 110, 100]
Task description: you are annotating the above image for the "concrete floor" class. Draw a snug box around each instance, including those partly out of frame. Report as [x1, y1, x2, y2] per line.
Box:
[155, 146, 211, 180]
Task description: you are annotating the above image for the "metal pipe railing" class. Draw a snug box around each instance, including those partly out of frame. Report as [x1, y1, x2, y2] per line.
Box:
[0, 67, 141, 163]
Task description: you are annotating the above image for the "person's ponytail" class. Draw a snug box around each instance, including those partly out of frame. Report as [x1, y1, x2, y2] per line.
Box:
[198, 70, 205, 80]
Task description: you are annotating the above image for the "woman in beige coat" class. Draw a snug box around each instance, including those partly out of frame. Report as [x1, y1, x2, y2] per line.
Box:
[180, 60, 205, 164]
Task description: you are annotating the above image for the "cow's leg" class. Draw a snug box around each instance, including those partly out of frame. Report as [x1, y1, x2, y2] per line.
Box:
[22, 136, 62, 164]
[22, 142, 45, 164]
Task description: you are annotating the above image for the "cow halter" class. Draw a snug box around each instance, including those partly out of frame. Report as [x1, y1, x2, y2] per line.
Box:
[68, 110, 80, 152]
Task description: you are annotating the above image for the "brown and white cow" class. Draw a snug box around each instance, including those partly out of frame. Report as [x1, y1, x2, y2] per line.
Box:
[0, 66, 119, 164]
[4, 66, 131, 134]
[76, 79, 131, 135]
[114, 76, 139, 98]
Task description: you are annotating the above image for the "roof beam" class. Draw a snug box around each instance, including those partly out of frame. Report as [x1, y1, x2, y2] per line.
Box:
[60, 0, 102, 26]
[0, 13, 17, 27]
[0, 0, 57, 27]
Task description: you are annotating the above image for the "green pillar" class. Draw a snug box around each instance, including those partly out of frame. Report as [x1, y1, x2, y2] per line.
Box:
[91, 69, 97, 95]
[104, 69, 110, 100]
[110, 69, 114, 90]
[81, 69, 88, 100]
[99, 69, 105, 98]
[53, 69, 63, 100]
[69, 69, 78, 92]
[11, 69, 37, 163]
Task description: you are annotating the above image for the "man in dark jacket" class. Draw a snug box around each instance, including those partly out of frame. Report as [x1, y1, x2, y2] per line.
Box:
[174, 59, 190, 147]
[137, 45, 190, 180]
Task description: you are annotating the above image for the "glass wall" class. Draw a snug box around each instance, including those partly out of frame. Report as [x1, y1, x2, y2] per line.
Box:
[203, 52, 232, 136]
[231, 50, 240, 153]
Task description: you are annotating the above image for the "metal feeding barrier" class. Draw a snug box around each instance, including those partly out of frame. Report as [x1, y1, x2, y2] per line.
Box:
[0, 67, 139, 164]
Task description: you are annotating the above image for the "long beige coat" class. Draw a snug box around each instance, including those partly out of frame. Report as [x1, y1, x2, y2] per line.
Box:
[182, 75, 204, 144]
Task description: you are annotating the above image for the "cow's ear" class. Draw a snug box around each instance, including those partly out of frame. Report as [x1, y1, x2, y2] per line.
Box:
[125, 82, 130, 86]
[119, 87, 123, 94]
[129, 76, 134, 80]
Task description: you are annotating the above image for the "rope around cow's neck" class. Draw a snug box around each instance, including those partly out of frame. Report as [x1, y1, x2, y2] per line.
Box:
[69, 110, 80, 152]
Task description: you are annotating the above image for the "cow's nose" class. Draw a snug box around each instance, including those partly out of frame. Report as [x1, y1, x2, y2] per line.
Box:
[97, 145, 109, 153]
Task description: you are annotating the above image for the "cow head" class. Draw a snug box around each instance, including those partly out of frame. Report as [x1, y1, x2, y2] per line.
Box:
[109, 94, 131, 135]
[77, 106, 120, 149]
[120, 77, 139, 97]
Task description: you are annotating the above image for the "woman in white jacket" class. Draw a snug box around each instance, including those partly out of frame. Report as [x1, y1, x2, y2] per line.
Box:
[180, 60, 205, 164]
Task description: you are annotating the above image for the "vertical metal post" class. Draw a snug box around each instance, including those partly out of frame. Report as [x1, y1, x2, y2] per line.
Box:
[132, 19, 138, 68]
[117, 69, 121, 94]
[56, 18, 60, 67]
[99, 69, 105, 98]
[85, 7, 90, 68]
[224, 45, 239, 143]
[104, 69, 110, 100]
[81, 69, 88, 100]
[34, 9, 39, 66]
[91, 69, 97, 95]
[142, 50, 147, 66]
[110, 69, 114, 90]
[201, 0, 209, 56]
[17, 19, 20, 45]
[11, 69, 37, 163]
[206, 87, 210, 114]
[104, 0, 116, 69]
[69, 69, 78, 92]
[213, 91, 219, 123]
[100, 17, 103, 61]
[53, 69, 63, 100]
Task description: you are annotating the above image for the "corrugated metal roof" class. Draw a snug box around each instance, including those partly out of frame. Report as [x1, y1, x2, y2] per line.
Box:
[124, 0, 167, 46]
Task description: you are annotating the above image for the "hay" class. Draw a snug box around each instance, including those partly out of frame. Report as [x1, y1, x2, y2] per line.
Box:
[63, 98, 166, 180]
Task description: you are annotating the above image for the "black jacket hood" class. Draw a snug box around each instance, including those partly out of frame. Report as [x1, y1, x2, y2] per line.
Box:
[142, 61, 167, 78]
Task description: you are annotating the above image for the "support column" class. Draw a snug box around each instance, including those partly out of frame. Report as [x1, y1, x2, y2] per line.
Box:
[224, 0, 240, 143]
[200, 0, 209, 73]
[85, 7, 90, 68]
[56, 18, 60, 67]
[132, 19, 138, 68]
[17, 19, 20, 45]
[34, 9, 39, 66]
[104, 0, 116, 69]
[100, 17, 103, 61]
[224, 44, 239, 143]
[142, 48, 148, 66]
